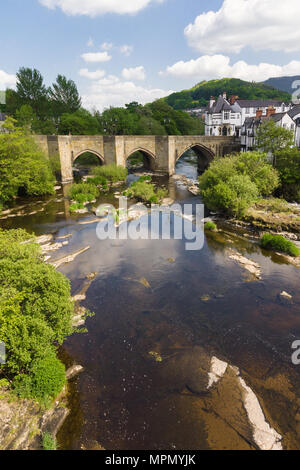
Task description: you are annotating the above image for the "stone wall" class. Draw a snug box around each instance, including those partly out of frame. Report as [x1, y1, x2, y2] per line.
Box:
[34, 135, 239, 183]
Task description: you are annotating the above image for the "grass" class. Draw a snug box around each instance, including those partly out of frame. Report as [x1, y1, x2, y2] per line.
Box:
[254, 198, 291, 214]
[42, 432, 57, 451]
[261, 233, 300, 257]
[204, 221, 217, 231]
[92, 164, 128, 183]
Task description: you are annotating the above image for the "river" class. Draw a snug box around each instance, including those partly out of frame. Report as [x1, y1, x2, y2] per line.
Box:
[1, 151, 300, 450]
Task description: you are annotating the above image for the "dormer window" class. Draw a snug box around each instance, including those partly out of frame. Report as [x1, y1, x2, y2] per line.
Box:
[224, 111, 230, 120]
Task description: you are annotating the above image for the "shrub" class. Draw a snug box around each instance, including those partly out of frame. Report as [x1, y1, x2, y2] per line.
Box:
[42, 433, 57, 451]
[92, 165, 128, 183]
[0, 229, 73, 375]
[30, 355, 66, 402]
[87, 175, 108, 189]
[13, 354, 66, 405]
[70, 202, 85, 213]
[125, 179, 168, 204]
[199, 152, 278, 218]
[261, 233, 300, 257]
[0, 118, 55, 205]
[68, 182, 99, 204]
[275, 148, 300, 202]
[204, 221, 217, 231]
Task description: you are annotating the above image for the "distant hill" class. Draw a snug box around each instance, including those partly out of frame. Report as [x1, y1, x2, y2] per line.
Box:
[164, 78, 291, 110]
[262, 76, 300, 94]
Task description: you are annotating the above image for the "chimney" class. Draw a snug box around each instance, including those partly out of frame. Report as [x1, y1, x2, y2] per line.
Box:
[229, 95, 238, 105]
[223, 91, 227, 99]
[266, 106, 276, 117]
[256, 108, 263, 118]
[209, 96, 215, 108]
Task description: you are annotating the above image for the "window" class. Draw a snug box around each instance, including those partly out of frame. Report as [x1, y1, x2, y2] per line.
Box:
[246, 108, 250, 114]
[224, 112, 230, 120]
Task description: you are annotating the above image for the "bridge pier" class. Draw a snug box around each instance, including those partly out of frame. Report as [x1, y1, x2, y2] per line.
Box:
[34, 135, 240, 184]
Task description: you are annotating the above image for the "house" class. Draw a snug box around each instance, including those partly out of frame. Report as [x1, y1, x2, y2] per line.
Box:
[240, 107, 296, 152]
[205, 92, 292, 138]
[288, 105, 300, 148]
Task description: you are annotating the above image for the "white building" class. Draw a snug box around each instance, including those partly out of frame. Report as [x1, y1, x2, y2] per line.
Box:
[205, 92, 292, 138]
[241, 108, 297, 152]
[288, 105, 300, 148]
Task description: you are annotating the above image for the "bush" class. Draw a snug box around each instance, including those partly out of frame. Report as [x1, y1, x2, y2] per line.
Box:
[0, 118, 55, 205]
[261, 233, 300, 257]
[87, 175, 108, 189]
[204, 221, 217, 231]
[125, 179, 168, 204]
[30, 355, 66, 402]
[275, 148, 300, 202]
[13, 354, 66, 405]
[0, 229, 73, 375]
[69, 202, 85, 213]
[42, 433, 57, 451]
[68, 182, 99, 204]
[199, 152, 279, 218]
[92, 165, 128, 183]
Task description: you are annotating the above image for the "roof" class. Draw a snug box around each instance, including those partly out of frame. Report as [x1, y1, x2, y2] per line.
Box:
[288, 105, 300, 119]
[236, 99, 287, 108]
[207, 95, 234, 114]
[243, 111, 291, 128]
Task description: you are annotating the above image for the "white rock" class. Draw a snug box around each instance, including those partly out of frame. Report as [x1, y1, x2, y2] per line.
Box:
[207, 356, 228, 389]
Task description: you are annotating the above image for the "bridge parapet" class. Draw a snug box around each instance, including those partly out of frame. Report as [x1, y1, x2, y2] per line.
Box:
[34, 135, 239, 183]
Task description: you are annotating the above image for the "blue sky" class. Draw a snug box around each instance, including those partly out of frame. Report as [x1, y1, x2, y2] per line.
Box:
[1, 0, 300, 110]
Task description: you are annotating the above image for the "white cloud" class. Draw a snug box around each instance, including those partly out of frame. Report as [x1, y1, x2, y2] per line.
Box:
[79, 68, 106, 80]
[185, 0, 300, 54]
[120, 45, 133, 57]
[82, 75, 173, 111]
[39, 0, 164, 16]
[162, 55, 300, 82]
[0, 70, 16, 89]
[101, 42, 113, 51]
[122, 66, 146, 81]
[81, 51, 112, 63]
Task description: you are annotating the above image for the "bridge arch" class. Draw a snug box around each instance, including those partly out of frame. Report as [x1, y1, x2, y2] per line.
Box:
[73, 149, 104, 165]
[176, 143, 214, 173]
[126, 147, 156, 171]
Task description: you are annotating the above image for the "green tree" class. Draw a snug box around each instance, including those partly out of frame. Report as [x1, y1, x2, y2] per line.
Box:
[0, 229, 74, 375]
[49, 75, 82, 117]
[0, 117, 55, 204]
[16, 67, 48, 117]
[255, 120, 295, 157]
[199, 152, 279, 217]
[275, 147, 300, 202]
[58, 109, 100, 135]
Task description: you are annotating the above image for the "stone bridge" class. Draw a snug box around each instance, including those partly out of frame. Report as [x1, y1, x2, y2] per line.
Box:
[35, 135, 240, 183]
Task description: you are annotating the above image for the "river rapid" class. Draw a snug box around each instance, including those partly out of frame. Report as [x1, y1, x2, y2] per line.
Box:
[1, 152, 300, 450]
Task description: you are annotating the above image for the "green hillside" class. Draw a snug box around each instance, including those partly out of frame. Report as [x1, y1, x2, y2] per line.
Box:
[165, 78, 292, 110]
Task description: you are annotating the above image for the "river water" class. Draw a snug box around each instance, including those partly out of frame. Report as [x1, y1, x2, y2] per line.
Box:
[1, 152, 300, 450]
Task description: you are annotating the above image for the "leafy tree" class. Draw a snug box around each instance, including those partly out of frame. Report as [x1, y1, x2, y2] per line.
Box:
[275, 147, 300, 202]
[58, 109, 100, 135]
[16, 67, 48, 117]
[0, 229, 74, 376]
[199, 152, 279, 217]
[0, 117, 55, 204]
[49, 75, 82, 117]
[255, 120, 295, 157]
[16, 104, 36, 130]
